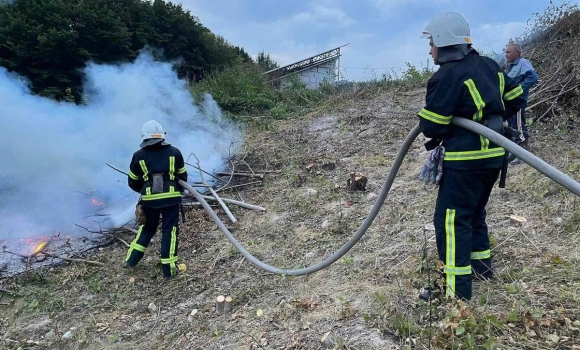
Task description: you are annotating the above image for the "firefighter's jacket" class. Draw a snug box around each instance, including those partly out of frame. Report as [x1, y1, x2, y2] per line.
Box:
[128, 142, 188, 208]
[418, 50, 526, 170]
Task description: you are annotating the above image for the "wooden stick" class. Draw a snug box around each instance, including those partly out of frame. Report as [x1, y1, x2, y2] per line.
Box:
[214, 163, 239, 191]
[182, 202, 203, 207]
[189, 183, 213, 188]
[185, 162, 227, 184]
[201, 195, 266, 212]
[186, 155, 265, 213]
[189, 154, 237, 223]
[208, 187, 237, 223]
[106, 163, 129, 176]
[528, 82, 580, 110]
[45, 253, 104, 266]
[107, 162, 212, 189]
[2, 247, 49, 260]
[99, 233, 130, 248]
[126, 227, 138, 234]
[216, 172, 264, 179]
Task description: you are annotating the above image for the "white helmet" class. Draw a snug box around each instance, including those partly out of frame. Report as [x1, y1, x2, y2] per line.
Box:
[141, 120, 166, 141]
[421, 12, 472, 48]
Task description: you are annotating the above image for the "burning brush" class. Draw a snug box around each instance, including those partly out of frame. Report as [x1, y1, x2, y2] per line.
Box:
[2, 235, 54, 265]
[2, 233, 104, 270]
[30, 240, 50, 258]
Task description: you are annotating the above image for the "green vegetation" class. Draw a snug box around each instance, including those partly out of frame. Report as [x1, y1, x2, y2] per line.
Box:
[190, 61, 434, 120]
[0, 0, 435, 118]
[0, 0, 250, 102]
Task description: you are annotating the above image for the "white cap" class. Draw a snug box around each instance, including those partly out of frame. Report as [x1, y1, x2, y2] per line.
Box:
[421, 12, 472, 47]
[141, 120, 166, 141]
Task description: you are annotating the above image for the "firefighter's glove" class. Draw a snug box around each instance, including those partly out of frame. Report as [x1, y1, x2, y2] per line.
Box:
[424, 138, 442, 151]
[503, 126, 522, 141]
[418, 146, 445, 185]
[135, 199, 147, 226]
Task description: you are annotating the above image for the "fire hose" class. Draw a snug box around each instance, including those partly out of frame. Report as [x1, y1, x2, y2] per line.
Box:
[179, 118, 580, 276]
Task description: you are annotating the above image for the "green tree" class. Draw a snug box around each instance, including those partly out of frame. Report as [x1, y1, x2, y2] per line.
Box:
[0, 0, 251, 102]
[255, 51, 279, 72]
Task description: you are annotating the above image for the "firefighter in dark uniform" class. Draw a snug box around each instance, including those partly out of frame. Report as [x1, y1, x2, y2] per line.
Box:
[124, 120, 188, 279]
[418, 12, 525, 300]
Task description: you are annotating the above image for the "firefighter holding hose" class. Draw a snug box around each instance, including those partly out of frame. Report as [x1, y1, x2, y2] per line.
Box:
[417, 12, 525, 300]
[123, 120, 188, 279]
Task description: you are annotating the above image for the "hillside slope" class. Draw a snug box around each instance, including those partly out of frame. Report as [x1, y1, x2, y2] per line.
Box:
[1, 86, 580, 349]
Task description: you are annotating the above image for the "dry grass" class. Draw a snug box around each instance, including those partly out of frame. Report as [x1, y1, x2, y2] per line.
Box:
[1, 85, 580, 349]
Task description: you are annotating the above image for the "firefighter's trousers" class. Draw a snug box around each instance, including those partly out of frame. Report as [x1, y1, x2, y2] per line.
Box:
[125, 204, 180, 278]
[433, 168, 500, 300]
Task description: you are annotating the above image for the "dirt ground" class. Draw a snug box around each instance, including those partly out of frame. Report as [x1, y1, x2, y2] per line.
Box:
[1, 86, 580, 350]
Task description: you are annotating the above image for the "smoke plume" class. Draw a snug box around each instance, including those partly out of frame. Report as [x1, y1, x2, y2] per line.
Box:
[0, 52, 242, 240]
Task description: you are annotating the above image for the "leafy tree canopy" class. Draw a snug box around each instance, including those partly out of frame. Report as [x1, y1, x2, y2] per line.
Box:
[0, 0, 252, 102]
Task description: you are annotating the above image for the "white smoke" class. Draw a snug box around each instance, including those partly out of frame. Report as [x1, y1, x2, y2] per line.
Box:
[0, 52, 242, 240]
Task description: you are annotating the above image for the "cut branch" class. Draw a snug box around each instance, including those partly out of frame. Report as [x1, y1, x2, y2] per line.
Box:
[99, 233, 130, 248]
[185, 162, 227, 184]
[201, 195, 266, 212]
[216, 172, 264, 179]
[0, 288, 21, 297]
[191, 154, 237, 223]
[44, 253, 104, 266]
[106, 163, 129, 176]
[528, 82, 580, 110]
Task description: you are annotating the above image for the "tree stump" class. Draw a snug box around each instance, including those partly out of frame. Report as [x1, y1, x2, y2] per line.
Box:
[216, 295, 225, 314]
[224, 296, 233, 313]
[509, 215, 527, 226]
[347, 172, 367, 191]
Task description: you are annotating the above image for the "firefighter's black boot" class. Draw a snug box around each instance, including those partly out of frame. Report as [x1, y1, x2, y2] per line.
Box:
[472, 258, 494, 281]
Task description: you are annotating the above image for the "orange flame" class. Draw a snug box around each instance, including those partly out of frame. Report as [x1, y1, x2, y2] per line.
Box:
[32, 241, 48, 255]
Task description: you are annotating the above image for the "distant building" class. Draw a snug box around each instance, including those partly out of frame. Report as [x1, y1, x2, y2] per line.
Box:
[264, 45, 347, 89]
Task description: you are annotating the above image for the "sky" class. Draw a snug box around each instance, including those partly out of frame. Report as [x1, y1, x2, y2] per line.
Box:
[177, 0, 575, 81]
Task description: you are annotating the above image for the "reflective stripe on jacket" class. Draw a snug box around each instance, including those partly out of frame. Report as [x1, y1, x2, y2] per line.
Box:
[418, 50, 526, 170]
[128, 143, 188, 208]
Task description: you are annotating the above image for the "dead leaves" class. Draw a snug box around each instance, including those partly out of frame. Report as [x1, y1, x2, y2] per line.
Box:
[95, 322, 109, 333]
[291, 297, 320, 311]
